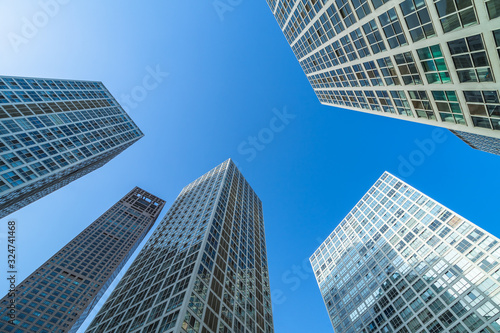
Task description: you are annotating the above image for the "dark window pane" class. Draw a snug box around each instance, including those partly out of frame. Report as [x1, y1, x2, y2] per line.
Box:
[448, 39, 468, 54]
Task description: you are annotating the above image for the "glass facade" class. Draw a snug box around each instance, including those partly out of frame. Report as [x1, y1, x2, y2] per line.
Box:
[450, 130, 500, 156]
[0, 75, 143, 218]
[0, 187, 165, 333]
[85, 159, 274, 333]
[267, 0, 500, 155]
[311, 172, 500, 333]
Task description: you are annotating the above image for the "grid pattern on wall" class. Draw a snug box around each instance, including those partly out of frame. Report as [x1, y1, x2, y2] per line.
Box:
[267, 0, 500, 146]
[0, 187, 165, 333]
[85, 159, 274, 333]
[0, 75, 143, 218]
[450, 130, 500, 156]
[310, 172, 500, 333]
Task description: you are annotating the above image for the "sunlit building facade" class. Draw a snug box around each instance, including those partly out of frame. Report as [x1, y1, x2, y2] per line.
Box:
[0, 75, 144, 218]
[85, 159, 274, 333]
[267, 0, 500, 155]
[0, 187, 165, 333]
[311, 172, 500, 333]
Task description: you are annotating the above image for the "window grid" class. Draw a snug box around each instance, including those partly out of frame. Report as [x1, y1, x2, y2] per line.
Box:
[433, 0, 478, 33]
[409, 90, 436, 120]
[378, 8, 408, 49]
[311, 172, 500, 333]
[448, 34, 494, 83]
[400, 0, 436, 42]
[416, 44, 452, 84]
[463, 91, 500, 130]
[431, 91, 466, 125]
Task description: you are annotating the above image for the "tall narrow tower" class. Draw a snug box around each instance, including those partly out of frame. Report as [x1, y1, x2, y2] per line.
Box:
[311, 172, 500, 332]
[85, 160, 274, 333]
[0, 187, 165, 333]
[267, 0, 500, 155]
[0, 75, 144, 218]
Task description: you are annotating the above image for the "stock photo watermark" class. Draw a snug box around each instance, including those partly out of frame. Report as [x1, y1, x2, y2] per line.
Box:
[118, 65, 169, 113]
[8, 0, 72, 53]
[2, 220, 17, 324]
[237, 106, 296, 162]
[397, 128, 448, 178]
[213, 0, 243, 21]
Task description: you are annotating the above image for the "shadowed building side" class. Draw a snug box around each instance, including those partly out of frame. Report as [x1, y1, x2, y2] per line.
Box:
[0, 187, 165, 333]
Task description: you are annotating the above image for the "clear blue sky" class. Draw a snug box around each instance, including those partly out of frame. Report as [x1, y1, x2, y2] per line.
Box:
[1, 1, 499, 332]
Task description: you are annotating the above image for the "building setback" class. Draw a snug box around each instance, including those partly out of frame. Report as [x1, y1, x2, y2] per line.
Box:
[0, 75, 144, 218]
[267, 0, 500, 155]
[311, 172, 500, 333]
[85, 159, 274, 333]
[0, 187, 165, 333]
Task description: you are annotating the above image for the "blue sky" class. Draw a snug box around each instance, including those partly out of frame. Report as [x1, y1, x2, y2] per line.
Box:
[1, 1, 500, 332]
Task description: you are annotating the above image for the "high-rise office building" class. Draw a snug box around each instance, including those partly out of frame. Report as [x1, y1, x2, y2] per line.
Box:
[0, 75, 144, 218]
[0, 187, 165, 333]
[267, 0, 500, 155]
[85, 159, 274, 333]
[311, 172, 500, 333]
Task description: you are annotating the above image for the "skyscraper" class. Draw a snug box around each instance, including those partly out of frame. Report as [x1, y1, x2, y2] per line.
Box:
[0, 187, 165, 333]
[85, 159, 274, 333]
[0, 75, 144, 218]
[311, 172, 500, 333]
[267, 1, 500, 155]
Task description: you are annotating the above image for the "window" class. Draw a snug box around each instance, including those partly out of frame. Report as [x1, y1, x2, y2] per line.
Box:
[463, 90, 500, 130]
[463, 313, 484, 331]
[401, 306, 413, 320]
[429, 298, 445, 314]
[449, 323, 468, 333]
[350, 29, 370, 58]
[451, 300, 469, 318]
[351, 0, 371, 19]
[451, 34, 494, 84]
[394, 52, 422, 85]
[434, 0, 477, 33]
[371, 0, 389, 9]
[428, 320, 444, 333]
[439, 310, 457, 327]
[416, 45, 451, 84]
[17, 167, 37, 181]
[379, 8, 407, 49]
[340, 35, 357, 61]
[494, 30, 500, 60]
[353, 64, 370, 86]
[363, 19, 386, 54]
[2, 171, 24, 187]
[400, 0, 436, 42]
[418, 308, 433, 323]
[377, 57, 400, 86]
[431, 91, 465, 124]
[409, 91, 435, 120]
[408, 318, 422, 332]
[390, 91, 413, 116]
[364, 91, 381, 111]
[335, 0, 357, 27]
[364, 61, 383, 86]
[486, 0, 500, 19]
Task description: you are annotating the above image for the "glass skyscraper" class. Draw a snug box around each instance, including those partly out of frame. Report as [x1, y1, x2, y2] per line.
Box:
[311, 172, 500, 333]
[267, 0, 500, 155]
[0, 75, 144, 218]
[85, 159, 274, 333]
[0, 187, 165, 333]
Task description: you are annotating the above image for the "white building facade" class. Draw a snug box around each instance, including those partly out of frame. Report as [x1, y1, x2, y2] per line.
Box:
[267, 0, 500, 154]
[311, 172, 500, 333]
